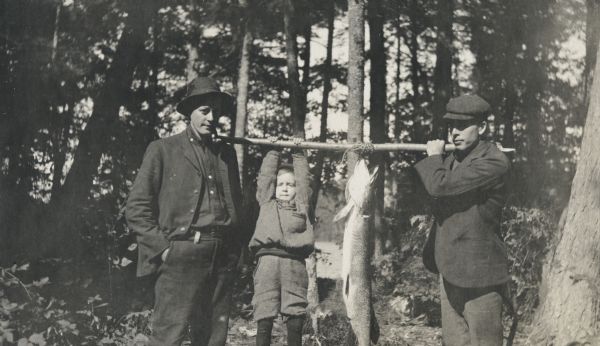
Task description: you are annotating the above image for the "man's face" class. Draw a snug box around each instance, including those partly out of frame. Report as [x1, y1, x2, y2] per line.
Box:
[189, 98, 222, 136]
[275, 170, 296, 201]
[449, 119, 486, 152]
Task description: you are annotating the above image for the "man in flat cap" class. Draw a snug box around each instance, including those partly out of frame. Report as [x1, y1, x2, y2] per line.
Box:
[414, 94, 511, 345]
[126, 76, 244, 346]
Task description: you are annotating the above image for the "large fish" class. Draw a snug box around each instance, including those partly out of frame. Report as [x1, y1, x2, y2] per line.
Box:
[334, 159, 380, 345]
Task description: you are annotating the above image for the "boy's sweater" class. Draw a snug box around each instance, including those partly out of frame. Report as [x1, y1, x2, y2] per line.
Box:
[249, 150, 315, 259]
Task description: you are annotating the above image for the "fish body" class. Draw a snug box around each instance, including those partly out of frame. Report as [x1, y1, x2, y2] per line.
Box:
[334, 159, 380, 345]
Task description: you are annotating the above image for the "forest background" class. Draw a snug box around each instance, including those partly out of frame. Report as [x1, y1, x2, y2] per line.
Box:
[1, 0, 600, 345]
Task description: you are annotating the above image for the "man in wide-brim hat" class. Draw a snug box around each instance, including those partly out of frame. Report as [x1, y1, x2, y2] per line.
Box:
[126, 76, 244, 346]
[414, 94, 512, 346]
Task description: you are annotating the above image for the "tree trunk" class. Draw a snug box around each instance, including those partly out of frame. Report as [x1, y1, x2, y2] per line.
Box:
[585, 0, 600, 107]
[368, 0, 387, 258]
[45, 0, 156, 257]
[431, 0, 453, 140]
[311, 0, 334, 208]
[522, 6, 549, 202]
[234, 1, 254, 188]
[530, 38, 600, 345]
[347, 0, 366, 174]
[393, 18, 403, 140]
[283, 0, 307, 138]
[407, 12, 420, 108]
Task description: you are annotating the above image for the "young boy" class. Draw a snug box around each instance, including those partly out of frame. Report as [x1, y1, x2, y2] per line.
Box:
[249, 149, 315, 346]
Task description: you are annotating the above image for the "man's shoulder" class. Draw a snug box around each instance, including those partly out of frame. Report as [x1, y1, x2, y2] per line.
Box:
[150, 131, 187, 147]
[472, 141, 510, 167]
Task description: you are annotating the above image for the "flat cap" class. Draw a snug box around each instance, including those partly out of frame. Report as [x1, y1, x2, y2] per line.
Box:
[443, 94, 491, 121]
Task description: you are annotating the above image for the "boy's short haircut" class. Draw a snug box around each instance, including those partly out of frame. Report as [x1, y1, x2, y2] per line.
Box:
[277, 163, 294, 176]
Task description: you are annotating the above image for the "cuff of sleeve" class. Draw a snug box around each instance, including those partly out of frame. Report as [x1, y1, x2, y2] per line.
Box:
[151, 244, 170, 264]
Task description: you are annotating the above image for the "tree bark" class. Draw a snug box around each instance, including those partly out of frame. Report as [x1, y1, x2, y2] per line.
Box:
[311, 0, 335, 208]
[585, 0, 600, 107]
[431, 0, 453, 140]
[368, 0, 387, 257]
[347, 0, 366, 175]
[283, 0, 307, 138]
[522, 5, 550, 201]
[530, 38, 600, 345]
[234, 1, 254, 188]
[393, 19, 403, 140]
[45, 0, 156, 256]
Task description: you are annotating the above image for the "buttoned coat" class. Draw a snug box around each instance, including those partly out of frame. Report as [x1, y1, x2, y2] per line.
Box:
[415, 141, 510, 287]
[126, 128, 243, 277]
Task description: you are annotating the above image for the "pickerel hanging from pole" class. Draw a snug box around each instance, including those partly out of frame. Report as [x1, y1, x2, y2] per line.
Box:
[333, 159, 380, 345]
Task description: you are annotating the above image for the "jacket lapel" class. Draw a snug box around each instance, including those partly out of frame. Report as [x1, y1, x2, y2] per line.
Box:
[217, 143, 232, 201]
[181, 127, 205, 176]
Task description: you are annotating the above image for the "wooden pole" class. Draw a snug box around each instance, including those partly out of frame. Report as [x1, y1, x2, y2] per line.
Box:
[217, 135, 515, 153]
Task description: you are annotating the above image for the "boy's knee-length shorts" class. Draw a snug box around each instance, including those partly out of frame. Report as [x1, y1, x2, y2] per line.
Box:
[252, 255, 308, 321]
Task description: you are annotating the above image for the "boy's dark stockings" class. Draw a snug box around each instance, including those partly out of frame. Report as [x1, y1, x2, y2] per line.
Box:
[256, 318, 274, 346]
[256, 316, 305, 346]
[286, 315, 304, 346]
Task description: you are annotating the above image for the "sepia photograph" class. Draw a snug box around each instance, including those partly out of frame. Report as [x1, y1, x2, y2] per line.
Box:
[1, 0, 598, 345]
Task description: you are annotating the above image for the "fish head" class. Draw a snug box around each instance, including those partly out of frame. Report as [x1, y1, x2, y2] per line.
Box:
[346, 159, 379, 212]
[333, 159, 379, 222]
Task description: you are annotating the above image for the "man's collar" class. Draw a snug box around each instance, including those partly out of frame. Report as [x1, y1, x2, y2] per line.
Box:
[186, 126, 213, 146]
[453, 139, 485, 162]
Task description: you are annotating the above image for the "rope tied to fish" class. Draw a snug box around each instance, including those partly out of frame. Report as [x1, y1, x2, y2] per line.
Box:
[341, 142, 376, 164]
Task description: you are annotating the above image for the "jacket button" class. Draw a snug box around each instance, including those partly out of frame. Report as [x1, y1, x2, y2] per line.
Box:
[180, 227, 186, 231]
[209, 190, 215, 195]
[208, 175, 213, 179]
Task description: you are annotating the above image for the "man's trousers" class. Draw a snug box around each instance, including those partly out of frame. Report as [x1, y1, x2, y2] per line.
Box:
[440, 276, 504, 346]
[149, 238, 234, 346]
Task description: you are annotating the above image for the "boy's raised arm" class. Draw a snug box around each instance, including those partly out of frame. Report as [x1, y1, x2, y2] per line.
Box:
[292, 150, 315, 222]
[256, 150, 280, 204]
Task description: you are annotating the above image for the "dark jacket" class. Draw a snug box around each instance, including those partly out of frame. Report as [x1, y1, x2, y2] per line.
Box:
[126, 129, 243, 277]
[249, 151, 315, 258]
[415, 141, 510, 287]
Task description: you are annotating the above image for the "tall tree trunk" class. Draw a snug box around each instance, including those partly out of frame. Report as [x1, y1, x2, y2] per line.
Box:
[407, 7, 420, 108]
[368, 0, 387, 258]
[45, 0, 156, 257]
[530, 38, 600, 346]
[522, 3, 550, 202]
[311, 0, 335, 209]
[347, 0, 366, 174]
[301, 21, 311, 91]
[431, 0, 453, 140]
[585, 0, 600, 108]
[234, 0, 254, 188]
[393, 19, 403, 141]
[283, 0, 307, 138]
[1, 0, 45, 264]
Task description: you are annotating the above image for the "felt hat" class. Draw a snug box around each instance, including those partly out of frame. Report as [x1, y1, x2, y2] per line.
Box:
[176, 76, 234, 117]
[443, 94, 491, 121]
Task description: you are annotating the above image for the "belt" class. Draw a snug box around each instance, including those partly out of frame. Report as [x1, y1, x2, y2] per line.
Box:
[188, 225, 230, 243]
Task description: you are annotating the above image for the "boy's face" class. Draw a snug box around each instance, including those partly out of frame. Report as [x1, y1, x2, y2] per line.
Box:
[276, 171, 296, 201]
